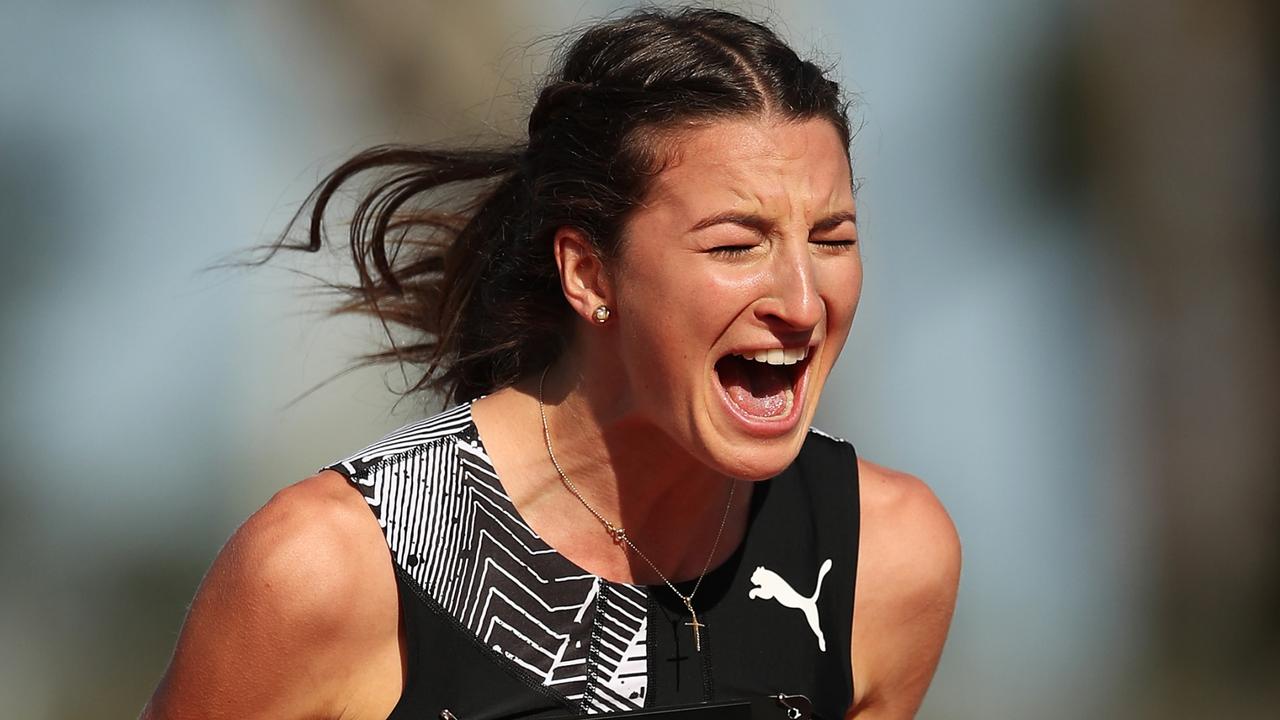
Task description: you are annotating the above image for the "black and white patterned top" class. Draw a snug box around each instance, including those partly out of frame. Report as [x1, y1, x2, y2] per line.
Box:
[330, 402, 647, 712]
[326, 401, 860, 720]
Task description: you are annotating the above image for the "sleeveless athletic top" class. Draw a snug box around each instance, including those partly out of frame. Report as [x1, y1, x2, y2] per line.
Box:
[326, 402, 860, 720]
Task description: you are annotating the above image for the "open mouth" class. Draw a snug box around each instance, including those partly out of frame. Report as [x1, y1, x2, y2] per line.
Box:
[713, 346, 811, 422]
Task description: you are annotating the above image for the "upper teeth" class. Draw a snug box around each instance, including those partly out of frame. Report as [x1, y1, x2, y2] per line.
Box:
[735, 347, 809, 366]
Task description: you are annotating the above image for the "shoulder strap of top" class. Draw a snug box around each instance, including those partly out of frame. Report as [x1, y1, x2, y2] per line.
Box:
[324, 402, 474, 480]
[798, 426, 860, 714]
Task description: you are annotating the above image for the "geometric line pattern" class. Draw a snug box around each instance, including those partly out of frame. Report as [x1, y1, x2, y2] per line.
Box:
[328, 402, 648, 711]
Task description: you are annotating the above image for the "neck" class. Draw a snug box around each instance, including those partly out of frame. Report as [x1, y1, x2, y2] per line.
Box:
[472, 356, 749, 585]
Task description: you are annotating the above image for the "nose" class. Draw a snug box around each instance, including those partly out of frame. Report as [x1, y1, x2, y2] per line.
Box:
[755, 242, 824, 332]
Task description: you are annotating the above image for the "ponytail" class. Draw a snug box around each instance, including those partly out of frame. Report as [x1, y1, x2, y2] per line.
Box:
[286, 144, 567, 405]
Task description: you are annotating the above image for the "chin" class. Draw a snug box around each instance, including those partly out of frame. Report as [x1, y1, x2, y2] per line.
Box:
[699, 411, 814, 481]
[725, 451, 801, 482]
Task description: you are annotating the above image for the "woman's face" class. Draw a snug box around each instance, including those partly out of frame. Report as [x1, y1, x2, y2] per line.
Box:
[609, 116, 861, 480]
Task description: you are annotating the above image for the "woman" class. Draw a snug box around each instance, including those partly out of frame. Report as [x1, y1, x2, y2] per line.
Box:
[143, 8, 959, 720]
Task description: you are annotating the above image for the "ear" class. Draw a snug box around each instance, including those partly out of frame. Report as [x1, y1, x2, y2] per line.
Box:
[552, 226, 612, 322]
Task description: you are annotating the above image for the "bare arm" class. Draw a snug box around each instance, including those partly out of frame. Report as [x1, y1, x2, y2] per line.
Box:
[847, 460, 961, 719]
[141, 471, 403, 720]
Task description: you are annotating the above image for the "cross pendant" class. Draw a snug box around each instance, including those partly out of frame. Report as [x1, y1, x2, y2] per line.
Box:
[682, 599, 705, 652]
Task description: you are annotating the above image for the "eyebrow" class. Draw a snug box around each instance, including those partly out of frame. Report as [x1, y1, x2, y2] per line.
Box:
[811, 210, 858, 232]
[689, 210, 857, 234]
[689, 211, 772, 234]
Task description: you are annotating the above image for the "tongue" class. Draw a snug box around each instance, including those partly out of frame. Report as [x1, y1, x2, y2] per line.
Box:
[718, 356, 792, 418]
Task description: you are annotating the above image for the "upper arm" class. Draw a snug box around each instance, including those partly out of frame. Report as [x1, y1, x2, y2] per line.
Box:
[848, 460, 961, 719]
[141, 471, 403, 720]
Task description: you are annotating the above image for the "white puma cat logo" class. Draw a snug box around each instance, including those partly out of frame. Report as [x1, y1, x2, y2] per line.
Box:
[747, 558, 833, 652]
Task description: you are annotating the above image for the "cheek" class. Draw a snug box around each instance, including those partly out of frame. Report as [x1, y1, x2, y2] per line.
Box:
[819, 260, 863, 338]
[615, 273, 707, 379]
[621, 258, 755, 334]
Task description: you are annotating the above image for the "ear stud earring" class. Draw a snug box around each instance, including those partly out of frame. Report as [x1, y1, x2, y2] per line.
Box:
[592, 305, 611, 324]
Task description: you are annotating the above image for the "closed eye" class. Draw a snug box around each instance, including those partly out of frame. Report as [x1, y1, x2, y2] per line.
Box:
[709, 244, 759, 258]
[811, 239, 857, 251]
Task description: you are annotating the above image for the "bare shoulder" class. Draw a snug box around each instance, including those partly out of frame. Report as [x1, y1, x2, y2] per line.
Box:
[142, 471, 403, 720]
[857, 458, 961, 573]
[849, 459, 961, 719]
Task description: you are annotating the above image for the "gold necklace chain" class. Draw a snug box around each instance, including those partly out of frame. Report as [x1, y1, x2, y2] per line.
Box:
[537, 367, 735, 652]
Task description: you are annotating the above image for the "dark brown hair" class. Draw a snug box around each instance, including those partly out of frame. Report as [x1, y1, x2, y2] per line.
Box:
[279, 7, 850, 406]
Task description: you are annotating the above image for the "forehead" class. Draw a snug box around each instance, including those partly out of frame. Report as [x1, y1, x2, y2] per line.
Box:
[637, 117, 855, 222]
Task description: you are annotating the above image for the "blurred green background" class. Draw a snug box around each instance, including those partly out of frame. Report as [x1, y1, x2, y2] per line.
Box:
[1, 1, 1275, 718]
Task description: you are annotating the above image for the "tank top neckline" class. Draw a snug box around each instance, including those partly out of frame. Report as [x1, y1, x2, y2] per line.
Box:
[462, 398, 766, 595]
